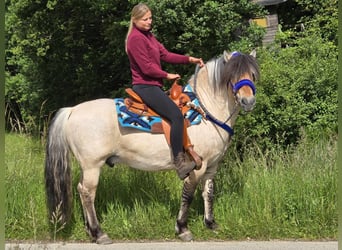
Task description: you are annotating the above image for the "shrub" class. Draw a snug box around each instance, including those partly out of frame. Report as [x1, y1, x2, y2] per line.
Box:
[233, 33, 337, 151]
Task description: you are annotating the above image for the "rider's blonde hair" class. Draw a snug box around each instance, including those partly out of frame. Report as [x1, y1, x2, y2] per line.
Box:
[125, 3, 151, 53]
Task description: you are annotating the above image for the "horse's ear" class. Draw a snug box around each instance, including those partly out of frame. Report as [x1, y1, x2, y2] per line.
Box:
[223, 50, 231, 62]
[250, 49, 257, 58]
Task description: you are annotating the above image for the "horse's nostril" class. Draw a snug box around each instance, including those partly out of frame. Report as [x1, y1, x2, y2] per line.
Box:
[242, 96, 255, 106]
[240, 96, 256, 112]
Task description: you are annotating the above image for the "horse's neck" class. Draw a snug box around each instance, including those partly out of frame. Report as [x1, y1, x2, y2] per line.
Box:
[191, 65, 239, 124]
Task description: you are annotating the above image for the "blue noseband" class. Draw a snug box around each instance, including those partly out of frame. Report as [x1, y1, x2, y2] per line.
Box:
[232, 79, 256, 95]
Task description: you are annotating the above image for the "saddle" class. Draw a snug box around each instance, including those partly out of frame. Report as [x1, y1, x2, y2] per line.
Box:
[124, 82, 202, 169]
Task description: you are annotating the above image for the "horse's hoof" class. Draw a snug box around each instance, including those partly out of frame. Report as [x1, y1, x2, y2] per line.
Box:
[205, 219, 219, 230]
[178, 230, 193, 242]
[96, 233, 113, 245]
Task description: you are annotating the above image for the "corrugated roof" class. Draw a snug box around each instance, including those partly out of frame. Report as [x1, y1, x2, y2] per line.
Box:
[252, 0, 287, 6]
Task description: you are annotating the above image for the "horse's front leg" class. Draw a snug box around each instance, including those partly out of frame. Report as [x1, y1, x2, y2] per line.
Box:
[77, 168, 112, 244]
[175, 175, 198, 241]
[202, 178, 219, 230]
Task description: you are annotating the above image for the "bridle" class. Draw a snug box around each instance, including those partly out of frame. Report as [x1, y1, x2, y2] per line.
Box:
[192, 53, 256, 136]
[232, 79, 256, 96]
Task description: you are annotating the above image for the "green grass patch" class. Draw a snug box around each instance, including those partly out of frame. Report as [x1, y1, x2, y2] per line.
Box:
[5, 133, 337, 242]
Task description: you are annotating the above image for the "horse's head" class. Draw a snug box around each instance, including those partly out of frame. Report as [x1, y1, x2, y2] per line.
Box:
[222, 50, 260, 112]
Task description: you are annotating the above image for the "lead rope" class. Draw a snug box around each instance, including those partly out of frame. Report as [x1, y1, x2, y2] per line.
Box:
[192, 64, 237, 135]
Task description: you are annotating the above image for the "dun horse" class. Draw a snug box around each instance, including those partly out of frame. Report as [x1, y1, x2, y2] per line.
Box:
[45, 50, 259, 244]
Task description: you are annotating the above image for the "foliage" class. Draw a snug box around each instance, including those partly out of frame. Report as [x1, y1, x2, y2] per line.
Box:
[5, 0, 338, 149]
[147, 0, 265, 82]
[277, 0, 338, 45]
[231, 0, 338, 150]
[233, 34, 337, 150]
[6, 0, 132, 134]
[5, 0, 264, 134]
[146, 0, 264, 59]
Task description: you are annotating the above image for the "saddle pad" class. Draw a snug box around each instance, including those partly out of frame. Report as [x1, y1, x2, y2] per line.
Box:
[115, 84, 203, 132]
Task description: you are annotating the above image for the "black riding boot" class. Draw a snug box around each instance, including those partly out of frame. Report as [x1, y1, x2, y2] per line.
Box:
[174, 152, 196, 180]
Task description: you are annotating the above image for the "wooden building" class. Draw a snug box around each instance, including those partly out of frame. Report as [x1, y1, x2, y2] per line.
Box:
[252, 0, 287, 45]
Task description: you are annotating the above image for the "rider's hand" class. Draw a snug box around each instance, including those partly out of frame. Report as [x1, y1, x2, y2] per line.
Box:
[189, 57, 204, 67]
[166, 73, 181, 80]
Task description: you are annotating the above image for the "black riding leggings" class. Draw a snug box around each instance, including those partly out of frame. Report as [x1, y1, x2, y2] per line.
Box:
[132, 84, 184, 159]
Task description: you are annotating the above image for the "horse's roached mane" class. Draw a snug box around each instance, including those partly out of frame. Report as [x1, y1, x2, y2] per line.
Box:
[205, 53, 260, 93]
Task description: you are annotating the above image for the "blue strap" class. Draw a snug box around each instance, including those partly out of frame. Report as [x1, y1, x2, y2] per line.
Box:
[231, 51, 241, 57]
[233, 79, 256, 95]
[206, 114, 234, 136]
[193, 63, 236, 136]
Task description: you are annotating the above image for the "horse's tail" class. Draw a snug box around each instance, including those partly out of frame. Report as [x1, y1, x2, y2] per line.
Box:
[44, 108, 73, 224]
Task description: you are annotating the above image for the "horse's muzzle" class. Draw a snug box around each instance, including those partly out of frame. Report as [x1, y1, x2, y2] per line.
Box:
[239, 96, 256, 112]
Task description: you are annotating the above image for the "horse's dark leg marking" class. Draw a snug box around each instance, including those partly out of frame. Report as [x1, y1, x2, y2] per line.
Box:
[175, 178, 198, 241]
[202, 179, 218, 230]
[77, 183, 112, 244]
[77, 183, 102, 238]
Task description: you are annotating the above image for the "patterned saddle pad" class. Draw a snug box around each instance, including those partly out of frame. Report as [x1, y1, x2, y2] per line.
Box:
[114, 84, 203, 132]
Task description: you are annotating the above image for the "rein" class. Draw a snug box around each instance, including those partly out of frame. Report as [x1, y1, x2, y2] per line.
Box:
[193, 64, 236, 135]
[192, 56, 256, 136]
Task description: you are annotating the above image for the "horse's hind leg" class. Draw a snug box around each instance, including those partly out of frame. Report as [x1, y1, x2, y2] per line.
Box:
[77, 168, 112, 244]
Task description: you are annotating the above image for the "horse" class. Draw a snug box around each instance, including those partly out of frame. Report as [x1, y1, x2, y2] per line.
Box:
[44, 50, 260, 244]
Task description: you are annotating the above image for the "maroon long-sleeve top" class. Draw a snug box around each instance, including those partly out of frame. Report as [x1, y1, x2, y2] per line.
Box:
[126, 25, 190, 87]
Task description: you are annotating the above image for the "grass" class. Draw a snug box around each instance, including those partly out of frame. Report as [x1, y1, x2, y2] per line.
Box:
[5, 132, 337, 242]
